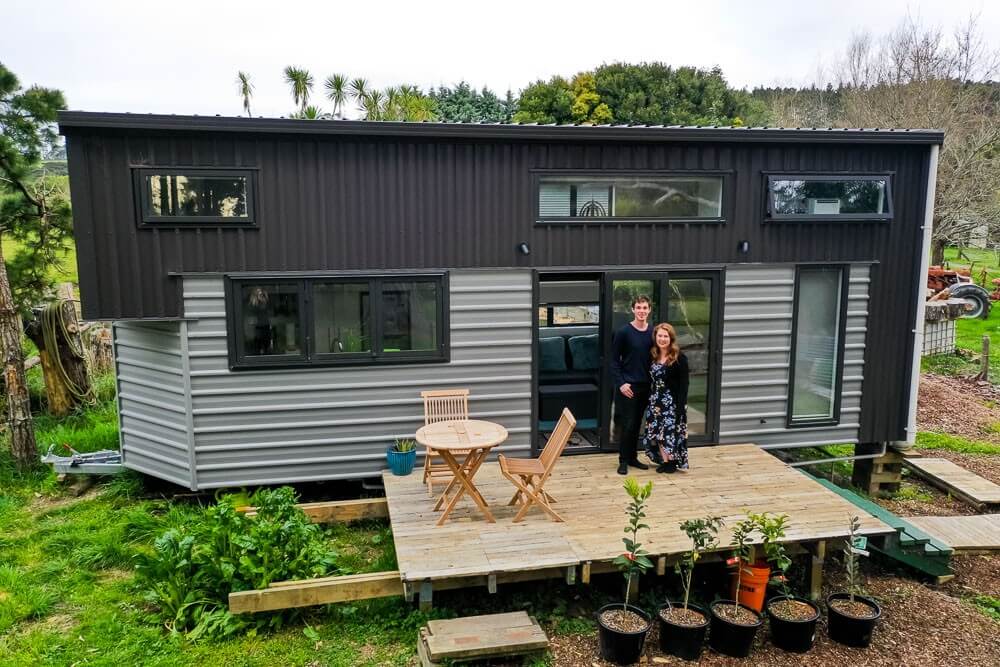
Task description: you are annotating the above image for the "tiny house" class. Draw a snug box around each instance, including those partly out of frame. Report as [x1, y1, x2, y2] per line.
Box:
[59, 113, 941, 489]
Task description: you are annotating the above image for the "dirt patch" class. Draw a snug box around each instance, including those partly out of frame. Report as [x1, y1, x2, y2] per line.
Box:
[548, 564, 1000, 666]
[27, 487, 100, 515]
[942, 553, 1000, 599]
[873, 476, 978, 517]
[917, 373, 1000, 443]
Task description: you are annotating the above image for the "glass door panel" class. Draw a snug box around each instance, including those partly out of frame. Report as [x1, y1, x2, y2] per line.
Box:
[666, 277, 713, 437]
[604, 276, 659, 451]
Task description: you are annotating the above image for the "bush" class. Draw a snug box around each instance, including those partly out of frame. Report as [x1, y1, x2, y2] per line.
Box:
[135, 487, 338, 639]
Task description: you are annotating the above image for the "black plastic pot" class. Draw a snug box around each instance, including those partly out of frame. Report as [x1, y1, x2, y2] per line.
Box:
[708, 600, 762, 658]
[657, 601, 709, 661]
[766, 596, 820, 653]
[826, 593, 881, 648]
[596, 603, 651, 665]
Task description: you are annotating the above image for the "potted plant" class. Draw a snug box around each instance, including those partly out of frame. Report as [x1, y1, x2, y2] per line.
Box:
[386, 438, 417, 476]
[754, 512, 820, 653]
[658, 515, 723, 661]
[709, 515, 763, 658]
[729, 511, 772, 612]
[827, 515, 881, 647]
[597, 478, 653, 665]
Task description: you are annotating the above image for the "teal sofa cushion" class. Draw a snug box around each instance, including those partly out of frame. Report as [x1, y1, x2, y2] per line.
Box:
[568, 334, 600, 371]
[539, 337, 567, 372]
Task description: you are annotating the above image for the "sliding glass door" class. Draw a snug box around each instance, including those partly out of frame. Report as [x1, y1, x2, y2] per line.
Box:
[601, 271, 720, 451]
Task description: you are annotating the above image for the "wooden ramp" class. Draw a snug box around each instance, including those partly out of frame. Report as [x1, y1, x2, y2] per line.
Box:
[905, 515, 1000, 552]
[903, 457, 1000, 509]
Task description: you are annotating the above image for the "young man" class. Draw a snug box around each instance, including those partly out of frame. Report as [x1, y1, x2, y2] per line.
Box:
[610, 295, 653, 475]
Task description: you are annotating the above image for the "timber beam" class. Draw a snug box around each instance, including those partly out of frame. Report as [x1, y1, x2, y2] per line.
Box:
[237, 498, 389, 523]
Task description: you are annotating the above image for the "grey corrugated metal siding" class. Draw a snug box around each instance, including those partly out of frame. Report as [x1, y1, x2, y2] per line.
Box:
[63, 123, 932, 444]
[113, 321, 193, 487]
[182, 270, 532, 488]
[718, 264, 869, 448]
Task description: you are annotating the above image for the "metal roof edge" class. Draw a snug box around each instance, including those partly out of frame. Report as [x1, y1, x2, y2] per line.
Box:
[58, 111, 945, 145]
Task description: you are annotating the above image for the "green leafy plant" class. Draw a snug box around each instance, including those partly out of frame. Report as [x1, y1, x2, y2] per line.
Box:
[674, 516, 723, 611]
[728, 515, 756, 603]
[393, 438, 416, 453]
[135, 486, 338, 639]
[748, 511, 791, 597]
[612, 478, 654, 611]
[843, 514, 867, 603]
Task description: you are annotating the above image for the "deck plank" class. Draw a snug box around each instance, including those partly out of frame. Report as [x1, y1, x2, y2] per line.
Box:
[384, 444, 892, 583]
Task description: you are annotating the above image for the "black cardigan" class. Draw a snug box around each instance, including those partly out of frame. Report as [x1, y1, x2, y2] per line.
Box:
[658, 352, 690, 419]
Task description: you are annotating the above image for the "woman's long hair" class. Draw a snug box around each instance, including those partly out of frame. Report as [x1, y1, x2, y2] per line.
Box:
[649, 322, 680, 365]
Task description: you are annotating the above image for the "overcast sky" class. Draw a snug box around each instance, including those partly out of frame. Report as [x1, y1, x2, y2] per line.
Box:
[5, 0, 999, 119]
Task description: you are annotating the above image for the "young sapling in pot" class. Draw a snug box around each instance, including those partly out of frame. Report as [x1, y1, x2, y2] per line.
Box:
[715, 515, 759, 625]
[662, 516, 723, 626]
[830, 515, 878, 619]
[597, 478, 654, 664]
[826, 515, 882, 648]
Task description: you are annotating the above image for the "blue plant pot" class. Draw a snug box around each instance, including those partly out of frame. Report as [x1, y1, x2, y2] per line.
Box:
[387, 447, 417, 476]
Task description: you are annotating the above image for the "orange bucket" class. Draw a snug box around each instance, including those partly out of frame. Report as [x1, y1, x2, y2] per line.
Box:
[730, 562, 771, 612]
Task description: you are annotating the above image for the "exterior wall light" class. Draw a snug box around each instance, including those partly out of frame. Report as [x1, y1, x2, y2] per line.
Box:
[737, 240, 750, 254]
[517, 242, 531, 255]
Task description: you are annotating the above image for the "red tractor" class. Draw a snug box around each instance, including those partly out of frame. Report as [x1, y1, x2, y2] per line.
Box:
[927, 266, 992, 318]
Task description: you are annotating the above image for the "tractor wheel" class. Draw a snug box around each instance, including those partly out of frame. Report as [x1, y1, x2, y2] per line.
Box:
[949, 284, 992, 319]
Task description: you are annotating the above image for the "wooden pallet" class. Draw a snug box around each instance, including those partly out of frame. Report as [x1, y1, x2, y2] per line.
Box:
[417, 611, 548, 666]
[905, 515, 1000, 552]
[903, 457, 1000, 509]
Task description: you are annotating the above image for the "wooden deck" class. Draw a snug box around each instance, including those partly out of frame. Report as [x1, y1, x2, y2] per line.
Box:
[905, 515, 1000, 552]
[383, 444, 891, 589]
[903, 457, 1000, 509]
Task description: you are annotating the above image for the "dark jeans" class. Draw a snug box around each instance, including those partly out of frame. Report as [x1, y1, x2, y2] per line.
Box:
[614, 382, 650, 465]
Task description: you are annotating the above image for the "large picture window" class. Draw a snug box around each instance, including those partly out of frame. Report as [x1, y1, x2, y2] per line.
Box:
[135, 168, 256, 224]
[788, 267, 846, 425]
[766, 175, 891, 221]
[228, 274, 447, 369]
[537, 174, 724, 222]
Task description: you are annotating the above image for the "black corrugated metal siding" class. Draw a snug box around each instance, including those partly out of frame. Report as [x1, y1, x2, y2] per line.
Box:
[61, 121, 934, 445]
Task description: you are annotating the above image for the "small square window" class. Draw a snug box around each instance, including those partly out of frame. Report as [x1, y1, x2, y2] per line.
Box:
[237, 282, 304, 361]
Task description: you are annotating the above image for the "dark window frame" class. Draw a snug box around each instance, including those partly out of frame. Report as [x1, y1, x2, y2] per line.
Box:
[226, 272, 449, 370]
[133, 167, 258, 226]
[786, 264, 850, 428]
[764, 172, 894, 222]
[532, 169, 732, 225]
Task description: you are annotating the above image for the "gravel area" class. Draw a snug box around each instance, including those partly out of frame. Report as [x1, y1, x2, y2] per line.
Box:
[547, 563, 1000, 666]
[943, 553, 1000, 598]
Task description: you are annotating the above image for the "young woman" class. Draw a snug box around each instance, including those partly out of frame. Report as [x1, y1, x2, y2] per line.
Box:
[641, 323, 690, 473]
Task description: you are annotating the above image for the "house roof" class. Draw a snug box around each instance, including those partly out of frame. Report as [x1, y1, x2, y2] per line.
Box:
[58, 111, 945, 145]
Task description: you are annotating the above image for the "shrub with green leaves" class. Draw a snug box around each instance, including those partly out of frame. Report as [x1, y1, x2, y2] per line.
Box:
[135, 486, 338, 639]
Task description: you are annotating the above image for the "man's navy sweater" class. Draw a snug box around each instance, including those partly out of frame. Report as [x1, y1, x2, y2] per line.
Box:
[611, 323, 654, 388]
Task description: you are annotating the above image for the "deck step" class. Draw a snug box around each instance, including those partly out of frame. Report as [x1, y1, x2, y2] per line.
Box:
[903, 457, 1000, 509]
[905, 515, 1000, 552]
[417, 611, 549, 666]
[798, 470, 954, 580]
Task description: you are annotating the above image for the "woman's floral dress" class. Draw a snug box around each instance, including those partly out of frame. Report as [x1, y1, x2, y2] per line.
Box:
[641, 360, 689, 469]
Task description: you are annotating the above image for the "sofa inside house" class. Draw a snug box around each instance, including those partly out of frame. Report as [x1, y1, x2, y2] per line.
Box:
[537, 326, 600, 432]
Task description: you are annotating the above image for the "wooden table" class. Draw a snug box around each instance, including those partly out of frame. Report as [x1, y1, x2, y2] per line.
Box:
[415, 419, 508, 526]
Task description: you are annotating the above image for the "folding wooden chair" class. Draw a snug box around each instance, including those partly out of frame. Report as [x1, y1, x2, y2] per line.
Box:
[421, 389, 470, 495]
[498, 408, 576, 522]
